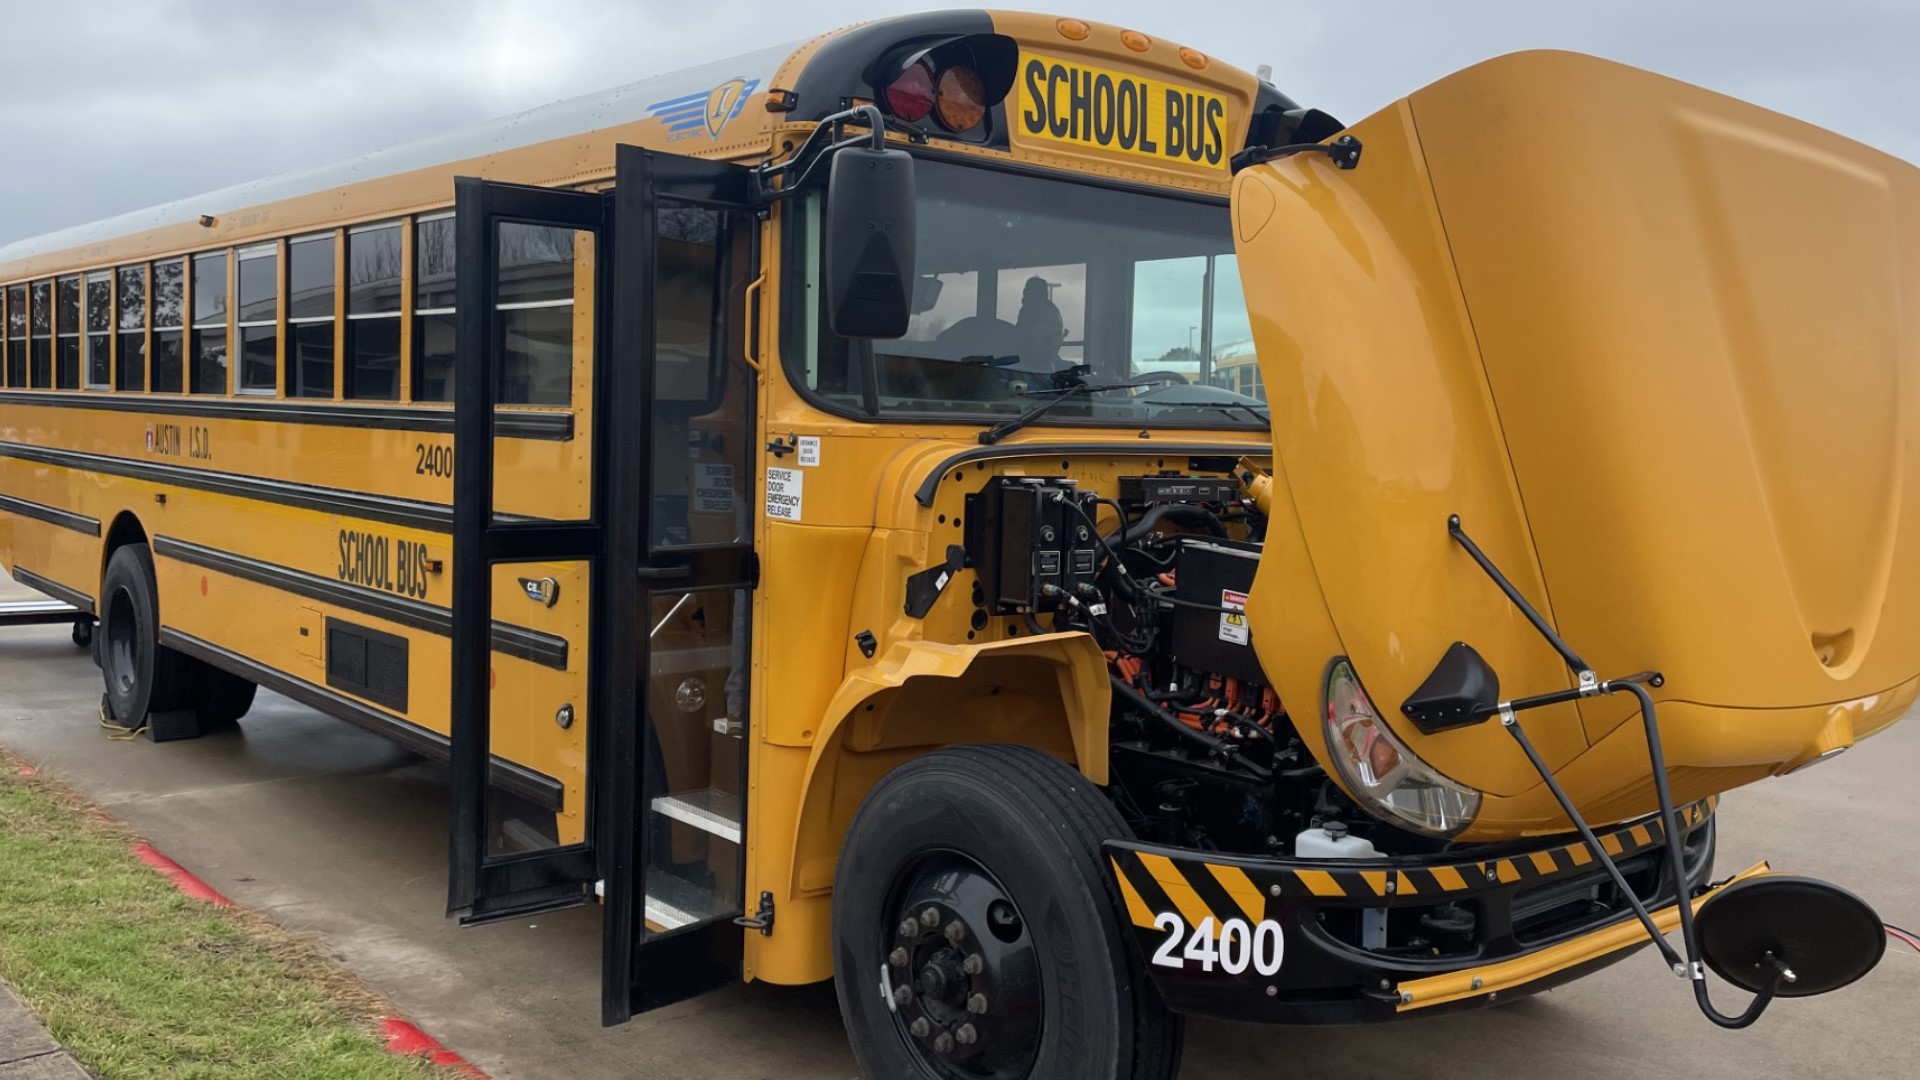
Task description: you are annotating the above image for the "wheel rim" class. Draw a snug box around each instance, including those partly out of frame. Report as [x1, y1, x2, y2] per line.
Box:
[105, 585, 139, 698]
[881, 852, 1042, 1079]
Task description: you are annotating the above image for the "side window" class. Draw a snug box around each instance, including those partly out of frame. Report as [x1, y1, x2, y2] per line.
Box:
[29, 280, 51, 387]
[346, 223, 402, 400]
[4, 285, 23, 388]
[1128, 253, 1261, 401]
[1204, 256, 1258, 401]
[286, 234, 334, 398]
[191, 252, 228, 394]
[413, 214, 455, 402]
[235, 244, 278, 394]
[55, 275, 80, 389]
[117, 266, 146, 391]
[151, 260, 185, 393]
[84, 271, 112, 389]
[494, 222, 575, 406]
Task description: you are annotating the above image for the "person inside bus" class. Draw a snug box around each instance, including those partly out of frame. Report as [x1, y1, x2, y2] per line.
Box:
[1014, 275, 1065, 370]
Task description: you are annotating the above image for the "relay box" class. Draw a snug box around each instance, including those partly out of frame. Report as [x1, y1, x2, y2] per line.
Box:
[966, 477, 1101, 614]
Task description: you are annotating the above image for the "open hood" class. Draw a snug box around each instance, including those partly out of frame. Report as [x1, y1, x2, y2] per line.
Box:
[1233, 50, 1920, 838]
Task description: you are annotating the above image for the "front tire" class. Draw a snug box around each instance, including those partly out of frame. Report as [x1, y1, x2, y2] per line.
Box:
[99, 545, 192, 725]
[832, 744, 1182, 1080]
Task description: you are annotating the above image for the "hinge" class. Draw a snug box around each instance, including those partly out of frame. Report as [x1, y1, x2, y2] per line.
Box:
[734, 890, 775, 936]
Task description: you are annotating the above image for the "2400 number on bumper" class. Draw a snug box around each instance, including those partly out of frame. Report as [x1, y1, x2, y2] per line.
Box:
[1105, 803, 1723, 1024]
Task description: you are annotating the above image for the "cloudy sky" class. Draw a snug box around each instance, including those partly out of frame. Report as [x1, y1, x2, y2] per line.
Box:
[1, 0, 1915, 247]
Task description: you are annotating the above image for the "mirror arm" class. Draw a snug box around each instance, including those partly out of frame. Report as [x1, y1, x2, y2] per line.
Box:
[752, 104, 890, 206]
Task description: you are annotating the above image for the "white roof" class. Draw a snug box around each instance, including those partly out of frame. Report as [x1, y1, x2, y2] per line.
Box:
[0, 39, 801, 265]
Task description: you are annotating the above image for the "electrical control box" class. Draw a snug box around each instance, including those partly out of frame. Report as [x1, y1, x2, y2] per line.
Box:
[1119, 473, 1242, 508]
[1169, 537, 1268, 683]
[967, 477, 1100, 614]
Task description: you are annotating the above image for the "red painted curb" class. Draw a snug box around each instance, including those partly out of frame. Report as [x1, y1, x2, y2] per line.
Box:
[380, 1018, 490, 1077]
[129, 842, 234, 906]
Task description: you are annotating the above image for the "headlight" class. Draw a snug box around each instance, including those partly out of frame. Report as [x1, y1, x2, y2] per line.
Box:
[1324, 659, 1481, 837]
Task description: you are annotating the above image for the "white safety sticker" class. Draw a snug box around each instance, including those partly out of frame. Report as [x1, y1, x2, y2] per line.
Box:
[1219, 588, 1250, 645]
[1150, 912, 1285, 976]
[766, 467, 804, 521]
[693, 463, 735, 514]
[797, 435, 821, 467]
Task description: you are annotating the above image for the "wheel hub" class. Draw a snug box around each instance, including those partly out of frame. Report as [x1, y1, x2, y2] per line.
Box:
[884, 854, 1042, 1080]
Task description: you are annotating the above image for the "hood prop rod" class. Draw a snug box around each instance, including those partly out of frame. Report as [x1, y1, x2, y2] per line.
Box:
[1448, 514, 1785, 1029]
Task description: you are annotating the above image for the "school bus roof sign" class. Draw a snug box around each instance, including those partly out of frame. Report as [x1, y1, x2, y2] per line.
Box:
[1008, 50, 1237, 178]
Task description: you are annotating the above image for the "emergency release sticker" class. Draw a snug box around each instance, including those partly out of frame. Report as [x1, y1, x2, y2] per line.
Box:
[766, 467, 804, 521]
[1219, 589, 1250, 645]
[797, 436, 821, 467]
[693, 463, 735, 514]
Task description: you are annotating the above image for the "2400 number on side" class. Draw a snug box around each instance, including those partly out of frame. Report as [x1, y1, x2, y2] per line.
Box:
[1150, 913, 1285, 976]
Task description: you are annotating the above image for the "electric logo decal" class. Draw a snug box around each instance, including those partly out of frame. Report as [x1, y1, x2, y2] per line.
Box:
[648, 77, 760, 141]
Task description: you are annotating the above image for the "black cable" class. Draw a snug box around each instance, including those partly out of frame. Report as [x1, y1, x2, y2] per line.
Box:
[1110, 675, 1271, 780]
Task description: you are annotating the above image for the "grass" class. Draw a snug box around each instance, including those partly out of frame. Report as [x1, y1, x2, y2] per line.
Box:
[0, 747, 449, 1080]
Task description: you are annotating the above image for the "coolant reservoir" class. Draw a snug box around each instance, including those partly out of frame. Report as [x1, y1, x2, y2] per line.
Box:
[1233, 50, 1920, 838]
[1294, 822, 1381, 860]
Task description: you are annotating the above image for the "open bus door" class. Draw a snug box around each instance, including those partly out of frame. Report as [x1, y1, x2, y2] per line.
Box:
[447, 146, 760, 1025]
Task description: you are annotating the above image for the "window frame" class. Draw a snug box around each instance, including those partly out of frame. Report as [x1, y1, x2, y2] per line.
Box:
[29, 279, 53, 389]
[346, 219, 406, 401]
[150, 257, 185, 394]
[284, 232, 337, 399]
[190, 250, 231, 395]
[412, 210, 456, 403]
[234, 242, 279, 396]
[83, 269, 113, 390]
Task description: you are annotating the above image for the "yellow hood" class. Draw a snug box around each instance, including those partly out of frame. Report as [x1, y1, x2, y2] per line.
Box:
[1234, 50, 1920, 837]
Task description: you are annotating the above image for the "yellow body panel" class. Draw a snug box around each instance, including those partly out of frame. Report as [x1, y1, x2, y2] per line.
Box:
[1235, 50, 1920, 837]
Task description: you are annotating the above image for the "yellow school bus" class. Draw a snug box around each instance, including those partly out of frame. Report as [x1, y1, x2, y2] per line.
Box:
[3, 11, 1915, 1076]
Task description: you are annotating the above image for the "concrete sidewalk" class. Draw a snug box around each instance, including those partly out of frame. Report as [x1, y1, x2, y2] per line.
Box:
[0, 985, 88, 1079]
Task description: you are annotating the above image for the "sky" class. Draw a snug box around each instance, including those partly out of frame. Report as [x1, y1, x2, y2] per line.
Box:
[0, 0, 1915, 247]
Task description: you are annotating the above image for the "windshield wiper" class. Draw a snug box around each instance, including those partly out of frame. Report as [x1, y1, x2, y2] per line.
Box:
[978, 382, 1144, 444]
[1154, 399, 1271, 428]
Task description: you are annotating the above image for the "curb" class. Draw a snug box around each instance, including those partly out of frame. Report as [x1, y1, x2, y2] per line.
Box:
[126, 834, 489, 1077]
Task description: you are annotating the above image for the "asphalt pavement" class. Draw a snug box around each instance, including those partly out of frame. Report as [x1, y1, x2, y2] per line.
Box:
[1, 571, 1915, 1079]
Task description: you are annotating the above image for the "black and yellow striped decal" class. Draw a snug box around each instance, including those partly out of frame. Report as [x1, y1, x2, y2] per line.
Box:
[1110, 802, 1712, 927]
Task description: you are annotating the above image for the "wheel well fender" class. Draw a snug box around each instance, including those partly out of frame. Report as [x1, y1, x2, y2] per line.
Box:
[100, 511, 148, 583]
[785, 631, 1112, 901]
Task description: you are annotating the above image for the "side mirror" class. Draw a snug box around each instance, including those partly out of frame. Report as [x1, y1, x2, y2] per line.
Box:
[1401, 641, 1500, 733]
[824, 145, 916, 338]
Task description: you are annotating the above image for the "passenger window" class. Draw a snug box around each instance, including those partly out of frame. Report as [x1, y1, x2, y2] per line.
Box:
[191, 253, 228, 394]
[84, 272, 112, 389]
[287, 235, 334, 398]
[4, 285, 23, 388]
[494, 222, 575, 406]
[235, 245, 278, 394]
[117, 266, 146, 391]
[151, 260, 185, 393]
[30, 280, 51, 388]
[413, 214, 456, 402]
[346, 223, 402, 400]
[55, 275, 80, 389]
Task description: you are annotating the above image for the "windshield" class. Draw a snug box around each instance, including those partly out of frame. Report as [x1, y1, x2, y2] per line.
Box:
[789, 158, 1265, 429]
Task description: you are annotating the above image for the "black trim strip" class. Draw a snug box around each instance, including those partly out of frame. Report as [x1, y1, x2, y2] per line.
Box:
[0, 390, 572, 441]
[0, 492, 100, 535]
[158, 626, 564, 812]
[1, 440, 454, 532]
[10, 567, 94, 615]
[912, 442, 1270, 506]
[153, 535, 569, 671]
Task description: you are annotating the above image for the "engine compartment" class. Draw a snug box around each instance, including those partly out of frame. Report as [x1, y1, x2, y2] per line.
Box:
[963, 466, 1441, 862]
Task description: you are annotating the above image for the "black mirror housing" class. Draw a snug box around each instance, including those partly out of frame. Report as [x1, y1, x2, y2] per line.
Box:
[1401, 641, 1501, 733]
[824, 145, 916, 338]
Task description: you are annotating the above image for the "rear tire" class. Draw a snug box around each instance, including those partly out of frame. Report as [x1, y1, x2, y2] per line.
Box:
[99, 545, 192, 725]
[192, 664, 256, 728]
[832, 744, 1183, 1080]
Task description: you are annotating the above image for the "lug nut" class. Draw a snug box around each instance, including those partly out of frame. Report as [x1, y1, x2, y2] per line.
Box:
[944, 919, 967, 945]
[898, 918, 920, 938]
[967, 992, 989, 1015]
[919, 907, 941, 929]
[962, 953, 984, 975]
[955, 1023, 978, 1045]
[909, 1017, 931, 1038]
[934, 1032, 955, 1054]
[889, 948, 910, 967]
[892, 982, 914, 1006]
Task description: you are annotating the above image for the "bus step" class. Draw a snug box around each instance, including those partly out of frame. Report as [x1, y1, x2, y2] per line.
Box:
[644, 869, 725, 933]
[0, 598, 81, 627]
[650, 788, 742, 844]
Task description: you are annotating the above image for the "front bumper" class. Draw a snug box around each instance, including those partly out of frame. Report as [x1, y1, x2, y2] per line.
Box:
[1105, 802, 1720, 1024]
